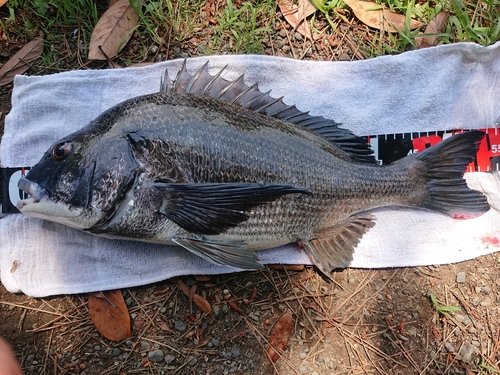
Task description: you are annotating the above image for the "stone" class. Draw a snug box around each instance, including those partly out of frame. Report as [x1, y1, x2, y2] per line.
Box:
[140, 341, 151, 351]
[444, 342, 455, 353]
[165, 354, 176, 364]
[148, 349, 165, 363]
[112, 348, 121, 357]
[174, 320, 187, 332]
[456, 342, 478, 363]
[231, 345, 241, 358]
[456, 272, 466, 283]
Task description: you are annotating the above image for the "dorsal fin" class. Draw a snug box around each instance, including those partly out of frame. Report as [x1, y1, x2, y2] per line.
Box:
[160, 60, 375, 164]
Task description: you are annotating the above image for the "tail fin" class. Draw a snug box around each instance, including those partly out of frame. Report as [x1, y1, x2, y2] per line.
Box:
[415, 130, 490, 218]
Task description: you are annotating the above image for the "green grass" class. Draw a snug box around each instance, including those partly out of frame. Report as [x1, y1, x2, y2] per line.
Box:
[0, 0, 498, 64]
[428, 293, 461, 318]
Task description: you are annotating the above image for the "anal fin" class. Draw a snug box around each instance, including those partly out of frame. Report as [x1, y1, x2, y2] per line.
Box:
[173, 237, 263, 270]
[300, 214, 375, 279]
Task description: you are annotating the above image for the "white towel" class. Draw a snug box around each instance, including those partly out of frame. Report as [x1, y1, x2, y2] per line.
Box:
[1, 42, 500, 297]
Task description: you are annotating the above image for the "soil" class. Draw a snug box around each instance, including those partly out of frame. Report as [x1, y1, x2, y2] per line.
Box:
[1, 4, 500, 375]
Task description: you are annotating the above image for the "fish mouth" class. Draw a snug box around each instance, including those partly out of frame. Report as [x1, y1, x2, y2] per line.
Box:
[16, 177, 48, 209]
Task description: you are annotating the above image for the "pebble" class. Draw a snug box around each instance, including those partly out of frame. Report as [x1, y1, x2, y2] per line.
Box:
[444, 342, 455, 353]
[231, 345, 241, 358]
[187, 356, 197, 366]
[456, 342, 478, 363]
[211, 338, 220, 347]
[27, 354, 35, 362]
[140, 341, 151, 351]
[299, 352, 307, 359]
[112, 348, 121, 357]
[94, 345, 101, 351]
[165, 354, 176, 365]
[148, 349, 165, 363]
[456, 272, 466, 283]
[481, 297, 492, 306]
[248, 313, 260, 322]
[212, 305, 222, 318]
[175, 320, 187, 332]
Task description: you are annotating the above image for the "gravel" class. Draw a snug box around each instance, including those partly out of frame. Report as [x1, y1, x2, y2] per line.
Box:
[174, 320, 187, 332]
[148, 349, 165, 363]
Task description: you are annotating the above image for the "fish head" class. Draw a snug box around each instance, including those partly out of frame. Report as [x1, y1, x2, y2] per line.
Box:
[17, 128, 140, 230]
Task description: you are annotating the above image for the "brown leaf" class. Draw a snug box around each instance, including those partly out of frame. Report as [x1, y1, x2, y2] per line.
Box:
[0, 38, 43, 87]
[277, 0, 312, 40]
[0, 0, 7, 7]
[267, 311, 293, 363]
[193, 294, 212, 314]
[297, 0, 317, 22]
[88, 290, 131, 341]
[178, 280, 196, 299]
[193, 275, 212, 282]
[267, 264, 305, 271]
[343, 0, 424, 33]
[88, 0, 139, 60]
[415, 12, 449, 49]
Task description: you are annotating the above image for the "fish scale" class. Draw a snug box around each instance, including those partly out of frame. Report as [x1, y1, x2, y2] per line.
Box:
[16, 62, 490, 278]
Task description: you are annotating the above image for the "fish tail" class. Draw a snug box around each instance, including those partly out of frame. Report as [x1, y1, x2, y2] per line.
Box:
[414, 130, 490, 218]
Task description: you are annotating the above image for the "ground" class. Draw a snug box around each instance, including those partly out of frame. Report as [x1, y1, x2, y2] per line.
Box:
[1, 2, 500, 375]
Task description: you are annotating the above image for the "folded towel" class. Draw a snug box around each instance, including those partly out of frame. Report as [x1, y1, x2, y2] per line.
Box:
[1, 42, 500, 297]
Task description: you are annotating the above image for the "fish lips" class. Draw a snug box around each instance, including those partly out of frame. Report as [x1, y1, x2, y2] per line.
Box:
[17, 177, 48, 208]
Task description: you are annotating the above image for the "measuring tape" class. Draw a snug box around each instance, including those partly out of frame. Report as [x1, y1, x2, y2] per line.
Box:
[1, 129, 498, 214]
[365, 128, 500, 172]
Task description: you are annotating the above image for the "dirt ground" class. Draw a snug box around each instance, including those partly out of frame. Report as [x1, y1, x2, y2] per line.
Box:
[1, 5, 500, 375]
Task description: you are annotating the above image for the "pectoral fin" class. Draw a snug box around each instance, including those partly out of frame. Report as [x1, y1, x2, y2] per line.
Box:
[173, 237, 263, 270]
[300, 214, 375, 279]
[155, 182, 310, 235]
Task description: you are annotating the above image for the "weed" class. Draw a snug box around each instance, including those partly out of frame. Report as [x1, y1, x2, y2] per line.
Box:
[210, 0, 275, 54]
[429, 293, 461, 318]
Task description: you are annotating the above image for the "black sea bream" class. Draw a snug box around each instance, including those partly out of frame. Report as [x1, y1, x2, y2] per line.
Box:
[16, 62, 490, 277]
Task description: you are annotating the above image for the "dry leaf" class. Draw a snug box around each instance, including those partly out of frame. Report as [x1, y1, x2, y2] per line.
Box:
[193, 275, 212, 282]
[178, 280, 196, 299]
[343, 0, 424, 33]
[88, 0, 139, 60]
[193, 294, 212, 314]
[267, 264, 305, 271]
[0, 0, 7, 7]
[88, 290, 131, 341]
[267, 311, 293, 363]
[415, 12, 449, 49]
[0, 38, 43, 87]
[297, 0, 317, 23]
[278, 0, 312, 40]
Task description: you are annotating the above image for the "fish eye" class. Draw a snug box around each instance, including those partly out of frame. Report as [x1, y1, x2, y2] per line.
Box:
[52, 143, 72, 161]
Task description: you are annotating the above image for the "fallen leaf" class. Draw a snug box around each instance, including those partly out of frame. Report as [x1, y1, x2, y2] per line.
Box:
[178, 280, 196, 299]
[278, 0, 312, 40]
[0, 0, 7, 7]
[415, 12, 449, 49]
[228, 300, 243, 313]
[297, 0, 317, 23]
[267, 264, 305, 271]
[88, 0, 139, 60]
[88, 290, 131, 341]
[194, 275, 212, 282]
[0, 38, 43, 87]
[193, 294, 212, 314]
[267, 311, 293, 363]
[157, 321, 174, 333]
[343, 0, 424, 33]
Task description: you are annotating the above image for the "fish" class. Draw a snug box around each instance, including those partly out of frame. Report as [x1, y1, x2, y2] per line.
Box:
[16, 61, 490, 278]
